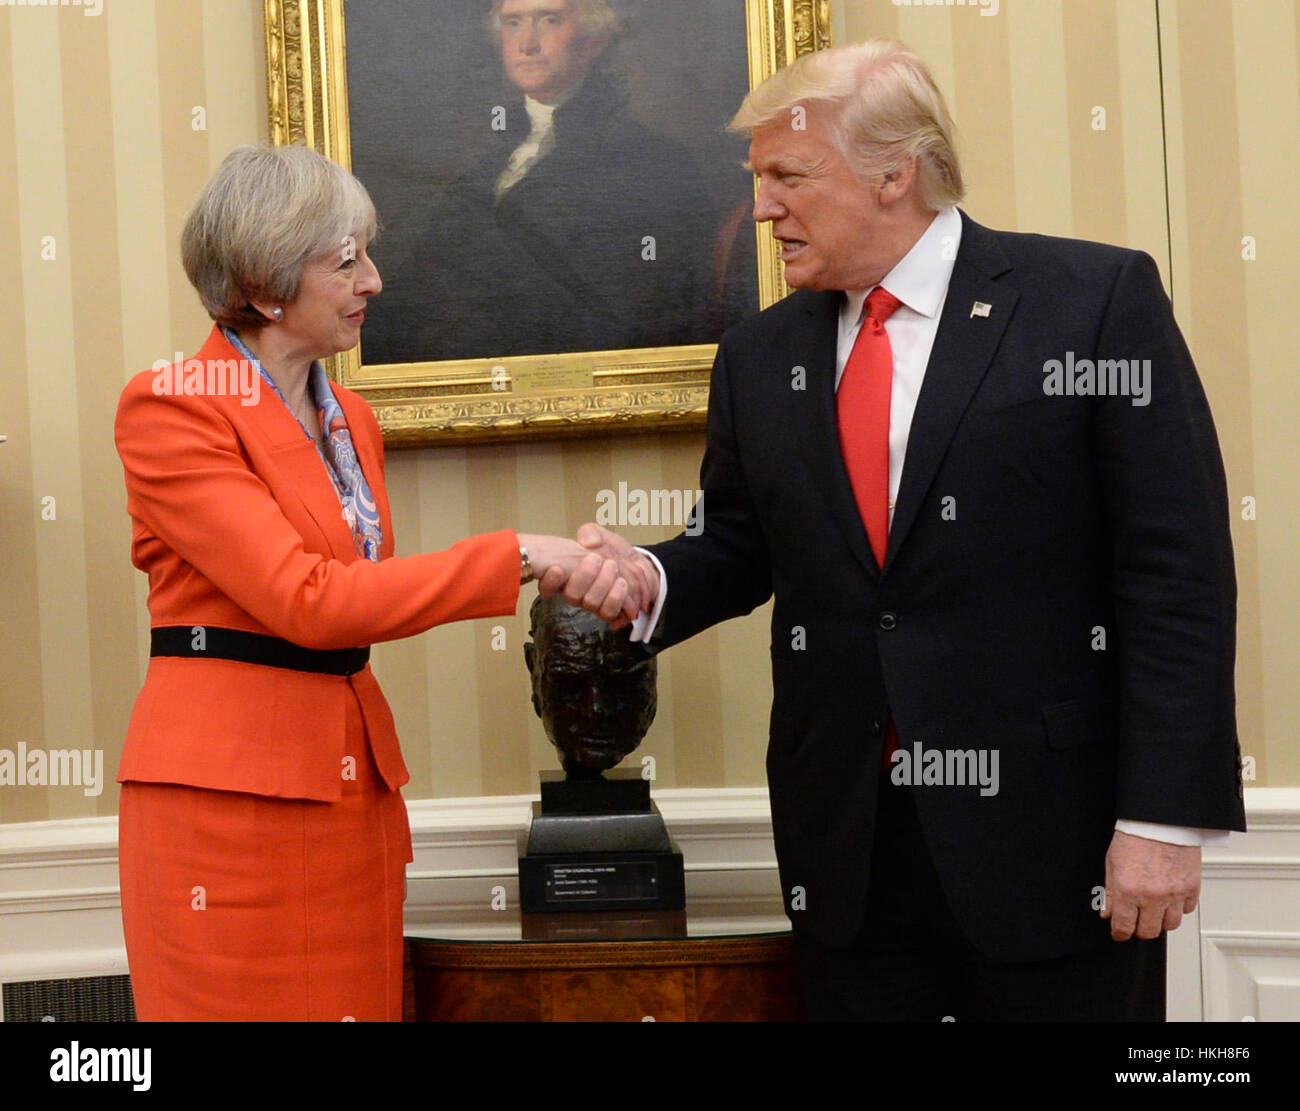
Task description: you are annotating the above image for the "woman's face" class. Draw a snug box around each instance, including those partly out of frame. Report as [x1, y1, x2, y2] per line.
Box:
[279, 236, 381, 360]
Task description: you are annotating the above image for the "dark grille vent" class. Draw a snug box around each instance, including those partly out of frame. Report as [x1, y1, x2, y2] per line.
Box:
[3, 975, 136, 1022]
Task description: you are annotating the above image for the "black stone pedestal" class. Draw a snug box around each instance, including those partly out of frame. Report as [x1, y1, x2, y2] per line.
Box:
[519, 770, 685, 913]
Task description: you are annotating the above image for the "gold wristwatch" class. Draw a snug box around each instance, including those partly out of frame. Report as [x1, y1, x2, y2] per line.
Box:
[519, 545, 533, 584]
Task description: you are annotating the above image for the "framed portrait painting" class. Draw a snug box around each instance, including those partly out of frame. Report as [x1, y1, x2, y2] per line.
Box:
[264, 0, 832, 444]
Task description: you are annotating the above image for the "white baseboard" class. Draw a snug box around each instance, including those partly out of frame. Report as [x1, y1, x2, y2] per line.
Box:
[0, 787, 1295, 1021]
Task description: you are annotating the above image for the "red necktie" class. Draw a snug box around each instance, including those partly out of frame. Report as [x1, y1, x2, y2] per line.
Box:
[836, 287, 904, 771]
[837, 287, 902, 568]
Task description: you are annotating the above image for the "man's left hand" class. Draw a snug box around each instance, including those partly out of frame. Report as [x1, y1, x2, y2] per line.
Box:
[1101, 831, 1201, 940]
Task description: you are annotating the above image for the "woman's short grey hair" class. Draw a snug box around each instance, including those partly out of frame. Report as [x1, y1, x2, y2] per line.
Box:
[181, 143, 379, 331]
[729, 39, 965, 210]
[486, 0, 620, 42]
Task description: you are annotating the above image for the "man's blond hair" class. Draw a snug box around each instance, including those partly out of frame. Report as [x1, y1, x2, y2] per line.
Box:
[730, 39, 964, 210]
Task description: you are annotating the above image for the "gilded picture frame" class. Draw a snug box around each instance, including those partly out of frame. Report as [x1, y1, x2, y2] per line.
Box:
[264, 0, 832, 446]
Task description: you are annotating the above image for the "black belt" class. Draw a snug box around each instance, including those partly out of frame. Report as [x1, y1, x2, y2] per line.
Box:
[150, 626, 370, 676]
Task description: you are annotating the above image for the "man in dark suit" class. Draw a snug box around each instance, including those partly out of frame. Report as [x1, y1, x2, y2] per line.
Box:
[550, 39, 1245, 1020]
[364, 0, 717, 365]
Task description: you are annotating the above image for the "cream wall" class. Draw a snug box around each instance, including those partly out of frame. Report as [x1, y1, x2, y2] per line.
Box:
[0, 0, 1295, 825]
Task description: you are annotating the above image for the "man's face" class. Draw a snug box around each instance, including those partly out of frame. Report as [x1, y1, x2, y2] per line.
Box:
[498, 0, 603, 104]
[748, 103, 890, 291]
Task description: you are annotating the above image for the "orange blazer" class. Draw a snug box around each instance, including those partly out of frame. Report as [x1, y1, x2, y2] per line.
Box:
[114, 324, 521, 801]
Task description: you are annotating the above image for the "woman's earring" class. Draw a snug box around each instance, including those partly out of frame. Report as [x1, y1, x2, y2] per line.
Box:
[272, 307, 284, 322]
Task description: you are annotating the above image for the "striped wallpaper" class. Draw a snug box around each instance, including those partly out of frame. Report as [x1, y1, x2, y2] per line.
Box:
[0, 0, 1295, 825]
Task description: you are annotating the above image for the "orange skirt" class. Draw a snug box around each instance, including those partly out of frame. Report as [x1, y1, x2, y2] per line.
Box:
[118, 691, 413, 1021]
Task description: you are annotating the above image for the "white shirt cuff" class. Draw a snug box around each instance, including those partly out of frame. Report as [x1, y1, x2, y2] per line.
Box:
[629, 548, 666, 644]
[1114, 819, 1232, 847]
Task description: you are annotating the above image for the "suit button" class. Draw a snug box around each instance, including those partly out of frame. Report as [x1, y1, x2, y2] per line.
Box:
[871, 719, 883, 736]
[878, 612, 897, 631]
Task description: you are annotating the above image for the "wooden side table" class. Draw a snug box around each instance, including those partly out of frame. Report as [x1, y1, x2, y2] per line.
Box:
[405, 910, 805, 1022]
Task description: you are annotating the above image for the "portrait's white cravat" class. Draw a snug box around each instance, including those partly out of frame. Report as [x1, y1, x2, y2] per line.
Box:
[495, 97, 558, 198]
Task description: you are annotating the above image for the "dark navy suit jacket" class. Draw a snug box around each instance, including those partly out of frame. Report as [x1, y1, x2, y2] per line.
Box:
[646, 211, 1244, 962]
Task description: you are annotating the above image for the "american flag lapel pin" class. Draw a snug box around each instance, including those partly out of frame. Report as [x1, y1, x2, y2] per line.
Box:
[971, 301, 992, 319]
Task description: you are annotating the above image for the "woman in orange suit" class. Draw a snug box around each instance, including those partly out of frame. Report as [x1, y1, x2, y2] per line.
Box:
[114, 144, 648, 1021]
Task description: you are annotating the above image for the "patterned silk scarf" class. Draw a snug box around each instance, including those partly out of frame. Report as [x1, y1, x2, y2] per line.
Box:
[222, 327, 383, 562]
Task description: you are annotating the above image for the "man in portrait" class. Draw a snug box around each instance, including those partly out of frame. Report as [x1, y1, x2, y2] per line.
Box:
[556, 39, 1246, 1021]
[364, 0, 724, 366]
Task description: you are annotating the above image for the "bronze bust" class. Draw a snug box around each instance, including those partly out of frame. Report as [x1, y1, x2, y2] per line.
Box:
[524, 594, 658, 778]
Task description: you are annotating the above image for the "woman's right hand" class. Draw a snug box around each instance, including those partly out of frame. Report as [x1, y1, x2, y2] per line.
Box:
[517, 532, 648, 625]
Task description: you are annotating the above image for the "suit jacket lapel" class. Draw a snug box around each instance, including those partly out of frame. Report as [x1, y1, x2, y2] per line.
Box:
[199, 326, 357, 561]
[793, 290, 880, 581]
[883, 213, 1018, 573]
[269, 438, 357, 560]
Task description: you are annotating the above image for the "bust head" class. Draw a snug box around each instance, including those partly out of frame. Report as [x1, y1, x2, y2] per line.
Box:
[524, 594, 657, 776]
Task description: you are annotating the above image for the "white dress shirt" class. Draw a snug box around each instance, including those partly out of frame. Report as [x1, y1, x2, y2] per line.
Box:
[633, 206, 1227, 846]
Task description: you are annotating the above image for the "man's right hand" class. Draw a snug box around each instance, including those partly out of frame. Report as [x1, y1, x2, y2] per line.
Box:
[536, 522, 661, 630]
[518, 531, 637, 624]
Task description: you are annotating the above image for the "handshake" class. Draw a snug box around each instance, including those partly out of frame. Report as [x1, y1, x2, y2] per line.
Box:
[517, 523, 660, 632]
